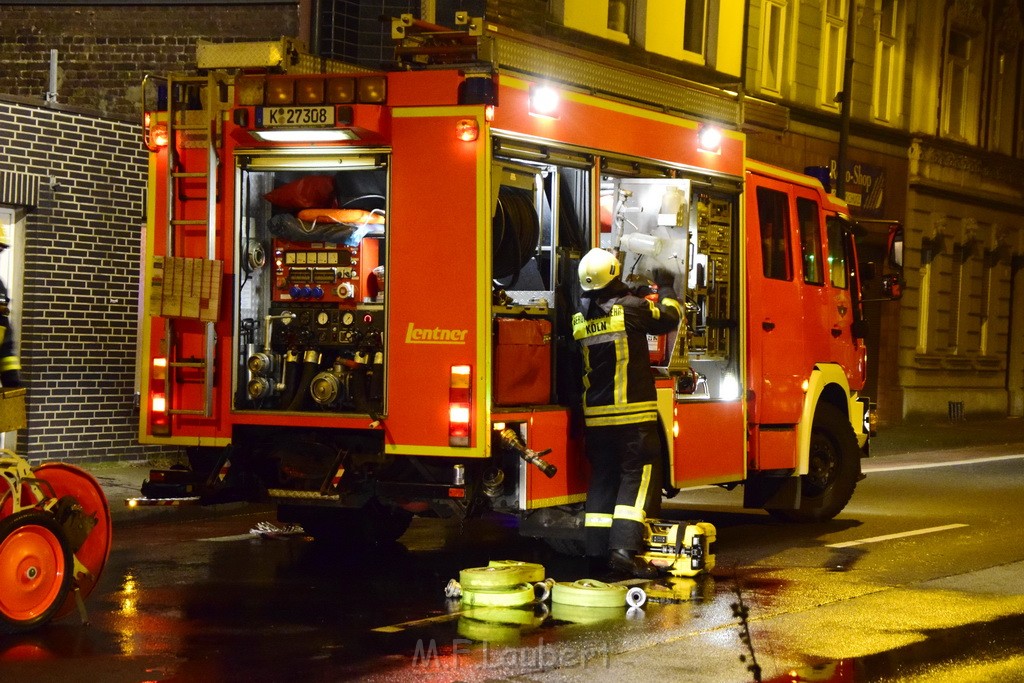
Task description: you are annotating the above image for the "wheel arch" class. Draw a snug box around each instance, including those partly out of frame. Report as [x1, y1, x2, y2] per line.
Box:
[796, 363, 861, 475]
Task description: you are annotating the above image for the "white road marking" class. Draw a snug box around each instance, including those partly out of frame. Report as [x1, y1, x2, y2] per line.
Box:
[863, 453, 1024, 473]
[826, 523, 969, 549]
[372, 612, 462, 633]
[198, 533, 255, 542]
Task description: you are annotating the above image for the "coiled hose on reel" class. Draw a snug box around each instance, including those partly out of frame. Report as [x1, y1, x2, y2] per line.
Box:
[492, 186, 540, 286]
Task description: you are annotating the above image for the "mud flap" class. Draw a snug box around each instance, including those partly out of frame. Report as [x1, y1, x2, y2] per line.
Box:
[744, 471, 800, 509]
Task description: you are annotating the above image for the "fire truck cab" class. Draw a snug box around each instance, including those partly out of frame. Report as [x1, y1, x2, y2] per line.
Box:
[137, 30, 899, 546]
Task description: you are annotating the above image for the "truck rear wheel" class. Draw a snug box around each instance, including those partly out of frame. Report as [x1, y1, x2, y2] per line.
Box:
[278, 499, 412, 546]
[543, 537, 587, 557]
[769, 403, 860, 523]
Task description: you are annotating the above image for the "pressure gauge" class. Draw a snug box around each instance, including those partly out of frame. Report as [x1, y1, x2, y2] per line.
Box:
[342, 312, 354, 326]
[317, 312, 329, 326]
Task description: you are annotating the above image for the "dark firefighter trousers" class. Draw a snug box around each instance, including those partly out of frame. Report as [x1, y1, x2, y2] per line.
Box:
[583, 420, 662, 556]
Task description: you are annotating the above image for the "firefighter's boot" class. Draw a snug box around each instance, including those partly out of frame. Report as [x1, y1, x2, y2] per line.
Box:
[608, 548, 660, 579]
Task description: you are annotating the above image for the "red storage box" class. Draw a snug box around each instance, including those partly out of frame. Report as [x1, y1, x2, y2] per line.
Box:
[494, 318, 552, 406]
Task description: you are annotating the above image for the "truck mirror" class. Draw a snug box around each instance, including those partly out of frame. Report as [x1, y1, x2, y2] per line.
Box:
[887, 226, 904, 269]
[882, 274, 903, 300]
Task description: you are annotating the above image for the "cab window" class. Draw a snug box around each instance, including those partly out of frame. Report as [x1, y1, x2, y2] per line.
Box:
[826, 216, 849, 289]
[796, 197, 824, 285]
[756, 187, 791, 280]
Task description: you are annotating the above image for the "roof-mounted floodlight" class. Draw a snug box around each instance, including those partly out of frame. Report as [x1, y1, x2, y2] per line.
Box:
[697, 124, 722, 153]
[529, 85, 560, 119]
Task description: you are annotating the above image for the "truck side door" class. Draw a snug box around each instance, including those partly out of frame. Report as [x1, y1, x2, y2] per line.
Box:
[794, 190, 832, 365]
[826, 216, 867, 390]
[746, 178, 806, 426]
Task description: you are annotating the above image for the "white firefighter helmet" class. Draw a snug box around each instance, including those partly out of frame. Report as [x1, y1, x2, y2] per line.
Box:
[0, 224, 9, 248]
[578, 248, 621, 291]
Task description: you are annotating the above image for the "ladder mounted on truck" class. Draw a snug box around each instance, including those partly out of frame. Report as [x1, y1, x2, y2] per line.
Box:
[142, 72, 228, 419]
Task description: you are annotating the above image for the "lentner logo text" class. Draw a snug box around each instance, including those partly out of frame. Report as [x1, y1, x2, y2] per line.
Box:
[405, 323, 469, 344]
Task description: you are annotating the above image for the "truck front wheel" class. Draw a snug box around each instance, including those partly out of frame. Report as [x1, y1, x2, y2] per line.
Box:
[769, 403, 860, 523]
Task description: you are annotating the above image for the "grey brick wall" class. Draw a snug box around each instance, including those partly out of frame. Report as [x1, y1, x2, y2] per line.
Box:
[0, 3, 298, 463]
[0, 100, 181, 463]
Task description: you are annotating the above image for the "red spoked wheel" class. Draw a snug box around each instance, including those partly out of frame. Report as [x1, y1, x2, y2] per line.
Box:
[32, 463, 112, 620]
[0, 510, 73, 633]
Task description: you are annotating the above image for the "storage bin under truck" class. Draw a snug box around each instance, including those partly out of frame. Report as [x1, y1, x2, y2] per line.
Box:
[134, 28, 903, 551]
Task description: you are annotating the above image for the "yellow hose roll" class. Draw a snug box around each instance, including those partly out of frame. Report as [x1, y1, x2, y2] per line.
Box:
[460, 565, 539, 591]
[486, 560, 545, 583]
[460, 583, 535, 607]
[551, 579, 628, 608]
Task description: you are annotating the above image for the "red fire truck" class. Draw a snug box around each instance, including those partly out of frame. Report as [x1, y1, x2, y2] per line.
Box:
[136, 26, 901, 547]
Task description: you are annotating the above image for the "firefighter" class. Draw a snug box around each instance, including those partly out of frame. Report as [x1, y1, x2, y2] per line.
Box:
[0, 225, 20, 388]
[572, 247, 682, 578]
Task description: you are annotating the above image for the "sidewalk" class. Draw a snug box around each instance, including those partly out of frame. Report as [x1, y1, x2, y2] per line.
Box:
[76, 416, 1024, 520]
[871, 415, 1024, 457]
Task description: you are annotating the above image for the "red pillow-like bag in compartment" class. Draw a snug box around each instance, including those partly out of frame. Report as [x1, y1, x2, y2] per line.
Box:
[264, 176, 337, 209]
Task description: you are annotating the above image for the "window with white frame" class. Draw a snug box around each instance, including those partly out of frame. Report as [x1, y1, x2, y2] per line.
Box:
[682, 0, 708, 57]
[819, 0, 847, 108]
[760, 0, 788, 94]
[551, 0, 633, 45]
[989, 49, 1018, 155]
[872, 0, 903, 123]
[942, 28, 973, 140]
[608, 0, 634, 34]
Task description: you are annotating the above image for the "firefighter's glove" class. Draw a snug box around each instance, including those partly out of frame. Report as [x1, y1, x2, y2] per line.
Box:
[1, 370, 20, 388]
[650, 269, 678, 301]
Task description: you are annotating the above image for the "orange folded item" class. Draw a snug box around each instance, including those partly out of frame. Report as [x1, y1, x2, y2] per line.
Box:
[297, 208, 385, 225]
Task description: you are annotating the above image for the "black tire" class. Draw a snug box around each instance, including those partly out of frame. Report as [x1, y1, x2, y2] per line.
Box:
[769, 403, 860, 523]
[279, 499, 413, 546]
[0, 511, 74, 634]
[543, 537, 587, 557]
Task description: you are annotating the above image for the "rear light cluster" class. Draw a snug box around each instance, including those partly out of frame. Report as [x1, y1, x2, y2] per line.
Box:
[236, 75, 387, 107]
[143, 112, 169, 151]
[449, 365, 472, 447]
[150, 357, 170, 436]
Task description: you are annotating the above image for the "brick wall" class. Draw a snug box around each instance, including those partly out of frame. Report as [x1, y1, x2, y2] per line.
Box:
[0, 101, 180, 463]
[0, 4, 298, 121]
[0, 3, 298, 463]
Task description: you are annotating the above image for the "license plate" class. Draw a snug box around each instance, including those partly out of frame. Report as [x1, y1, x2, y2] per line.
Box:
[258, 106, 335, 127]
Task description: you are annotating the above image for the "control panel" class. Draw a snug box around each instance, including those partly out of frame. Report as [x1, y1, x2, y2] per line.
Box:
[272, 237, 380, 304]
[693, 193, 733, 358]
[270, 304, 385, 351]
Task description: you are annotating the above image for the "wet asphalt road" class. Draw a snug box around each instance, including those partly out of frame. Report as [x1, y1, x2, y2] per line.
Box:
[2, 445, 1024, 682]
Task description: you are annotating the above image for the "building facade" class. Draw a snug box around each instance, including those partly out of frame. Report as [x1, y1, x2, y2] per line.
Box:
[465, 0, 1024, 424]
[901, 0, 1024, 420]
